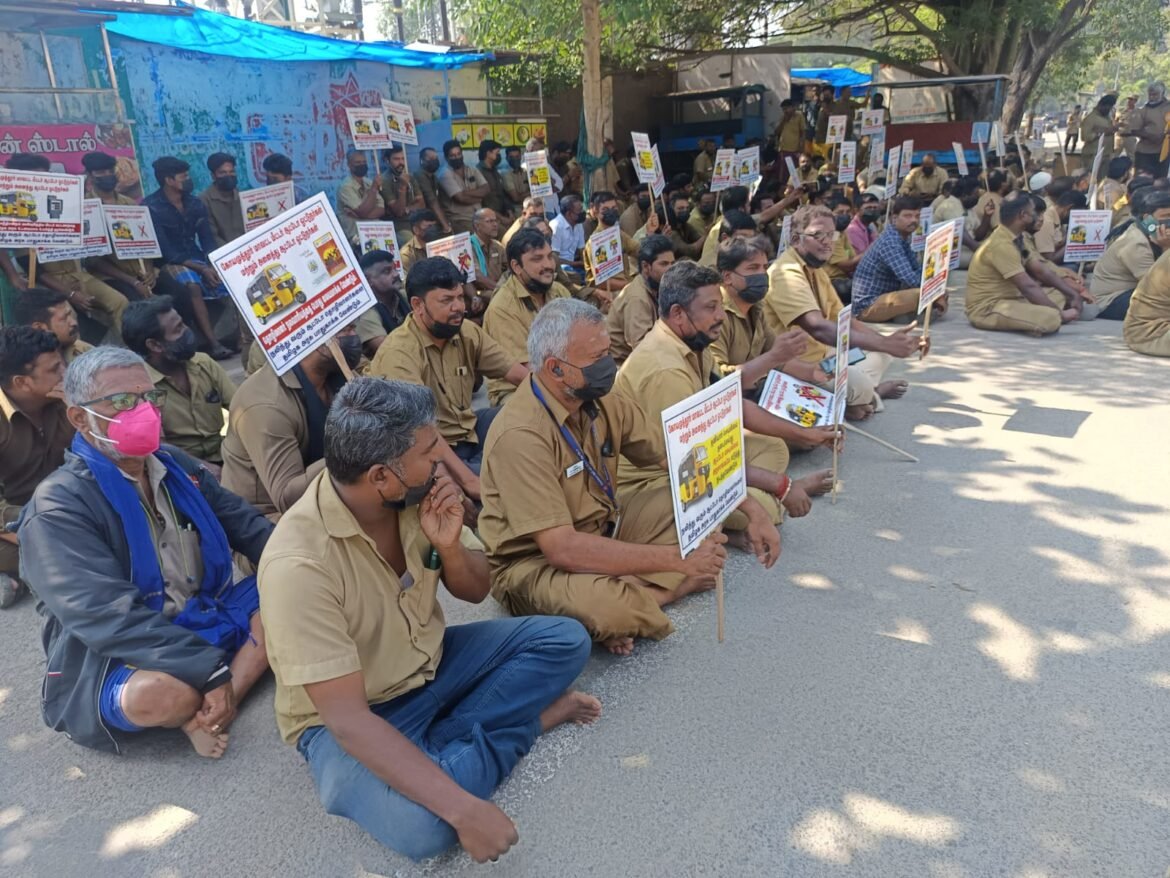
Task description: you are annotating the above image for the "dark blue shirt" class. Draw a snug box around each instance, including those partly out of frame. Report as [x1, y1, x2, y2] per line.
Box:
[143, 188, 218, 265]
[851, 226, 922, 311]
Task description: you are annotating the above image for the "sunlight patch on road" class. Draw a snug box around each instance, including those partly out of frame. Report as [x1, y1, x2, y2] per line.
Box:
[100, 805, 199, 858]
[968, 603, 1039, 681]
[789, 793, 962, 865]
[878, 618, 932, 645]
[790, 571, 835, 590]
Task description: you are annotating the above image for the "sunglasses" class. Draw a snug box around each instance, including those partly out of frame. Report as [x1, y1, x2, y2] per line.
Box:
[79, 389, 167, 412]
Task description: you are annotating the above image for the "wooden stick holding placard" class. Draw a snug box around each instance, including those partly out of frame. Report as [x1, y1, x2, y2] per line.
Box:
[325, 337, 356, 381]
[920, 309, 931, 361]
[831, 429, 841, 505]
[373, 150, 382, 180]
[843, 422, 919, 462]
[27, 248, 37, 287]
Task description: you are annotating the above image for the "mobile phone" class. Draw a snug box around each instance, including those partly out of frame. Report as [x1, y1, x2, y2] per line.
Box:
[820, 347, 867, 375]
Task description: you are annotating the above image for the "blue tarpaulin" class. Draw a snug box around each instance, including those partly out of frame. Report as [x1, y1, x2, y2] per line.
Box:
[94, 4, 489, 69]
[791, 67, 872, 93]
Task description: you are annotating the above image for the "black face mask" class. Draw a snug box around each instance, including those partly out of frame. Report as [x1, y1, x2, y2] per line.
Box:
[265, 175, 280, 186]
[163, 328, 198, 362]
[564, 354, 617, 401]
[422, 158, 441, 173]
[351, 164, 368, 178]
[637, 196, 651, 211]
[802, 252, 827, 268]
[737, 273, 769, 304]
[699, 203, 716, 217]
[601, 208, 620, 226]
[675, 209, 691, 224]
[680, 309, 715, 352]
[861, 210, 880, 224]
[448, 157, 465, 170]
[422, 225, 445, 243]
[922, 166, 936, 176]
[834, 214, 851, 231]
[337, 334, 363, 368]
[507, 156, 522, 170]
[93, 175, 118, 193]
[422, 300, 462, 340]
[381, 463, 437, 509]
[180, 178, 194, 194]
[522, 271, 554, 296]
[214, 174, 237, 192]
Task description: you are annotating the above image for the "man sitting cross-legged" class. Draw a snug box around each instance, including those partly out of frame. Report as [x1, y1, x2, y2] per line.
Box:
[480, 298, 779, 656]
[258, 377, 599, 863]
[18, 346, 272, 756]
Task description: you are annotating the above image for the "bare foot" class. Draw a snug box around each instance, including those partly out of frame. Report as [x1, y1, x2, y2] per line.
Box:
[540, 691, 602, 731]
[724, 529, 751, 553]
[675, 574, 718, 598]
[601, 636, 634, 656]
[846, 403, 874, 421]
[797, 469, 834, 497]
[182, 718, 230, 759]
[877, 380, 909, 400]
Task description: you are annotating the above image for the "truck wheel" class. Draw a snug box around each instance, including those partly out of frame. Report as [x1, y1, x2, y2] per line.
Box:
[706, 483, 713, 498]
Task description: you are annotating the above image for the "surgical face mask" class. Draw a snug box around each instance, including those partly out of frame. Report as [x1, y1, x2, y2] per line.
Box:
[422, 157, 441, 173]
[507, 155, 522, 170]
[381, 462, 437, 509]
[351, 163, 368, 178]
[336, 334, 363, 368]
[737, 272, 769, 303]
[214, 174, 237, 191]
[699, 203, 716, 217]
[834, 214, 851, 231]
[84, 402, 162, 457]
[180, 178, 194, 194]
[563, 354, 617, 401]
[448, 156, 465, 170]
[601, 208, 620, 226]
[163, 328, 198, 362]
[637, 195, 651, 211]
[92, 174, 118, 193]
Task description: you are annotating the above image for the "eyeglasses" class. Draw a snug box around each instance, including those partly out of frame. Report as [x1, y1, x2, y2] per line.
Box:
[799, 231, 834, 244]
[79, 389, 167, 411]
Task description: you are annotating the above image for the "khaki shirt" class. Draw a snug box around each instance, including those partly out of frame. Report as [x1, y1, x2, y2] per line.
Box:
[686, 210, 718, 241]
[974, 191, 1004, 231]
[379, 171, 418, 221]
[1129, 102, 1169, 155]
[1080, 110, 1116, 160]
[501, 167, 530, 207]
[693, 151, 714, 188]
[369, 317, 513, 445]
[619, 203, 648, 238]
[501, 215, 526, 248]
[413, 169, 443, 214]
[474, 235, 506, 285]
[221, 365, 325, 516]
[482, 273, 571, 404]
[613, 320, 712, 493]
[127, 454, 204, 617]
[932, 195, 965, 225]
[0, 388, 73, 522]
[776, 113, 805, 153]
[1125, 247, 1170, 346]
[899, 167, 945, 200]
[199, 185, 245, 249]
[699, 221, 724, 267]
[827, 230, 857, 280]
[964, 225, 1031, 317]
[606, 274, 657, 364]
[337, 175, 385, 245]
[258, 471, 482, 744]
[763, 246, 842, 365]
[400, 237, 427, 273]
[1091, 223, 1157, 306]
[479, 374, 664, 573]
[712, 286, 774, 390]
[1033, 200, 1063, 255]
[63, 339, 93, 364]
[437, 165, 489, 228]
[146, 353, 236, 463]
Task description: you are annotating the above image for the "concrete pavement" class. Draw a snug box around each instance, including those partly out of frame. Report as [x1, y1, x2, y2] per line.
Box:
[2, 283, 1169, 878]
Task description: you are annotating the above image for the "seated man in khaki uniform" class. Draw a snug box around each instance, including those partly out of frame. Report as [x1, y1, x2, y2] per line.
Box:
[258, 377, 597, 863]
[14, 287, 93, 364]
[1124, 248, 1170, 356]
[965, 191, 1087, 336]
[764, 206, 925, 421]
[221, 326, 363, 518]
[400, 208, 443, 275]
[482, 229, 571, 406]
[898, 152, 946, 201]
[122, 297, 236, 474]
[470, 207, 506, 300]
[583, 191, 638, 310]
[606, 234, 675, 364]
[1090, 189, 1170, 320]
[0, 327, 74, 608]
[616, 260, 836, 534]
[371, 257, 526, 487]
[501, 196, 545, 248]
[480, 298, 777, 657]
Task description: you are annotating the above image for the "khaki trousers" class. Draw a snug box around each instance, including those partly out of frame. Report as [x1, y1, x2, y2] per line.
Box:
[1127, 328, 1170, 357]
[968, 290, 1064, 336]
[49, 270, 129, 333]
[857, 288, 920, 323]
[818, 351, 893, 410]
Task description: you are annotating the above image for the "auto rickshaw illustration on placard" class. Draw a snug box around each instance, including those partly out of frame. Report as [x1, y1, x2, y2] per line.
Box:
[247, 263, 307, 324]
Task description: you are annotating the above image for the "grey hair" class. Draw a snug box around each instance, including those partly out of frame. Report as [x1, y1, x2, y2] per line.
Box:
[658, 260, 720, 319]
[559, 194, 582, 215]
[472, 207, 495, 226]
[523, 195, 543, 210]
[64, 345, 148, 407]
[325, 377, 436, 483]
[527, 298, 604, 368]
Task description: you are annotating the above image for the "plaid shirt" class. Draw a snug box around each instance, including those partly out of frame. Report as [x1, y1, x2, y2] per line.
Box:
[851, 226, 921, 311]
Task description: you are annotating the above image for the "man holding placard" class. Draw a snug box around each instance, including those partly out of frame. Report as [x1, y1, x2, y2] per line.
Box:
[852, 196, 945, 324]
[898, 153, 945, 201]
[337, 150, 385, 250]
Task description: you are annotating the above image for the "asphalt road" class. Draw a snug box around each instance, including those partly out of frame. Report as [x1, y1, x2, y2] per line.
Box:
[3, 280, 1169, 878]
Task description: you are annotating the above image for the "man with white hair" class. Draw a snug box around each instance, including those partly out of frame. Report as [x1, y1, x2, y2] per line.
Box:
[1130, 83, 1170, 178]
[18, 346, 272, 756]
[480, 298, 779, 656]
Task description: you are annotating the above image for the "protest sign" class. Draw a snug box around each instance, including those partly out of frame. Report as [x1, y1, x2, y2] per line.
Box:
[661, 372, 746, 559]
[952, 142, 969, 177]
[1063, 209, 1112, 263]
[948, 216, 964, 270]
[631, 132, 656, 184]
[899, 140, 915, 177]
[524, 150, 553, 198]
[1087, 140, 1107, 207]
[355, 221, 405, 280]
[827, 115, 848, 145]
[777, 214, 793, 255]
[426, 231, 477, 283]
[860, 110, 884, 136]
[838, 142, 857, 184]
[991, 121, 1006, 158]
[867, 129, 886, 174]
[887, 145, 903, 188]
[784, 155, 800, 185]
[37, 199, 110, 263]
[345, 107, 392, 151]
[758, 371, 836, 429]
[971, 122, 990, 144]
[103, 204, 162, 260]
[210, 193, 375, 376]
[711, 148, 737, 192]
[240, 181, 296, 233]
[736, 146, 760, 185]
[381, 99, 418, 145]
[911, 206, 933, 252]
[650, 145, 666, 198]
[0, 168, 83, 247]
[918, 219, 954, 313]
[587, 225, 623, 285]
[833, 305, 851, 427]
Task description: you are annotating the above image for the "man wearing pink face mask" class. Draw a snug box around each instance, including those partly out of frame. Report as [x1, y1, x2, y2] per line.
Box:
[17, 346, 274, 757]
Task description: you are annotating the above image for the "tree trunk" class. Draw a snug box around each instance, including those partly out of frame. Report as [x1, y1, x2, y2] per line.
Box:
[999, 36, 1059, 134]
[580, 0, 606, 192]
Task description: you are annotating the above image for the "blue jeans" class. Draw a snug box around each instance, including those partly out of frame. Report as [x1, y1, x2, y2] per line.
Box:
[297, 616, 590, 861]
[452, 406, 501, 476]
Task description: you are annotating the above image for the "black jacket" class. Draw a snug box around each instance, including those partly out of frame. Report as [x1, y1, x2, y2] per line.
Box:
[18, 445, 272, 753]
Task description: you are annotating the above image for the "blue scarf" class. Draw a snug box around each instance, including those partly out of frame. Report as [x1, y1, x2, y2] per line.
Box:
[71, 435, 250, 651]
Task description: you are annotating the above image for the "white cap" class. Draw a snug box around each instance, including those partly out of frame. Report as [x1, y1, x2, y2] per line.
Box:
[866, 184, 887, 201]
[1029, 171, 1052, 192]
